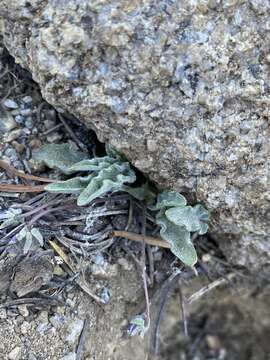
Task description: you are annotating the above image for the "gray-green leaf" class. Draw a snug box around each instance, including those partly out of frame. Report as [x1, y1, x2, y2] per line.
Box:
[156, 211, 197, 267]
[45, 175, 93, 194]
[33, 143, 87, 174]
[149, 190, 187, 210]
[166, 204, 209, 234]
[31, 228, 44, 246]
[23, 230, 33, 254]
[77, 163, 136, 206]
[67, 156, 117, 173]
[123, 183, 156, 204]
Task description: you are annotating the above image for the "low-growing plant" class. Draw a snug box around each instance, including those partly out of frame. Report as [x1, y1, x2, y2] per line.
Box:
[33, 143, 209, 267]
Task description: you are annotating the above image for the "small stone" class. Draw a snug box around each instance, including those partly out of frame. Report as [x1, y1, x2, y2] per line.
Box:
[18, 304, 29, 318]
[3, 99, 18, 109]
[22, 128, 31, 135]
[22, 96, 32, 104]
[12, 141, 25, 154]
[49, 314, 66, 329]
[0, 308, 7, 319]
[53, 265, 65, 276]
[5, 129, 21, 142]
[29, 138, 42, 149]
[44, 119, 56, 130]
[117, 257, 132, 271]
[46, 132, 62, 142]
[206, 335, 221, 351]
[61, 352, 76, 360]
[15, 115, 24, 124]
[202, 254, 212, 263]
[20, 321, 31, 335]
[25, 117, 33, 128]
[20, 109, 32, 117]
[28, 352, 37, 360]
[28, 158, 45, 172]
[36, 323, 50, 334]
[65, 319, 84, 345]
[36, 310, 49, 324]
[0, 108, 17, 133]
[11, 109, 20, 116]
[8, 346, 22, 360]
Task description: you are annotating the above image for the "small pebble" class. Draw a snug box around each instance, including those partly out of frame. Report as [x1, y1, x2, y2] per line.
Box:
[11, 141, 25, 154]
[11, 109, 20, 116]
[44, 119, 56, 130]
[61, 352, 76, 360]
[21, 321, 31, 335]
[22, 96, 32, 104]
[25, 117, 33, 129]
[5, 129, 21, 142]
[20, 109, 32, 117]
[18, 304, 29, 318]
[15, 115, 24, 124]
[46, 132, 62, 142]
[36, 323, 51, 334]
[0, 109, 17, 133]
[4, 147, 18, 159]
[28, 352, 37, 360]
[29, 138, 42, 149]
[49, 314, 66, 329]
[118, 257, 132, 271]
[22, 128, 31, 135]
[3, 99, 18, 109]
[8, 346, 22, 360]
[36, 310, 49, 324]
[65, 319, 84, 345]
[0, 308, 7, 319]
[206, 335, 221, 351]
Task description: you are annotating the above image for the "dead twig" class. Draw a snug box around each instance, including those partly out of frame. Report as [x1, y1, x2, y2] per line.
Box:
[178, 279, 188, 336]
[0, 184, 46, 193]
[0, 297, 62, 309]
[150, 271, 182, 354]
[58, 113, 86, 152]
[141, 206, 151, 329]
[112, 230, 170, 249]
[49, 239, 106, 304]
[186, 273, 236, 305]
[76, 314, 90, 360]
[0, 160, 57, 183]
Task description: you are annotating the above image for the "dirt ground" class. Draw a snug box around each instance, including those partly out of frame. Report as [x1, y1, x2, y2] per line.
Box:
[0, 41, 269, 360]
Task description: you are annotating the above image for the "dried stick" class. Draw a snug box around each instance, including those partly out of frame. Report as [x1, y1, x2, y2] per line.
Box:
[0, 184, 45, 193]
[76, 314, 90, 360]
[112, 230, 170, 249]
[0, 160, 57, 183]
[141, 206, 151, 329]
[58, 113, 85, 152]
[186, 272, 236, 305]
[178, 280, 188, 336]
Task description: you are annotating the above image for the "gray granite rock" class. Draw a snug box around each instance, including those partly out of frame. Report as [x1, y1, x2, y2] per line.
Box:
[1, 0, 269, 269]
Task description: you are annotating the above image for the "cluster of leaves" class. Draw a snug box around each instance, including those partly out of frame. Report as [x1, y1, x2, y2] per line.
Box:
[33, 143, 136, 206]
[32, 143, 209, 267]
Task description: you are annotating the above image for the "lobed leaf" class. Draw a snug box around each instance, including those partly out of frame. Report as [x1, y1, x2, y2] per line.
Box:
[33, 143, 87, 174]
[149, 190, 187, 210]
[45, 175, 93, 194]
[166, 204, 209, 234]
[77, 162, 136, 206]
[123, 183, 156, 204]
[156, 210, 197, 267]
[67, 156, 117, 173]
[31, 227, 44, 246]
